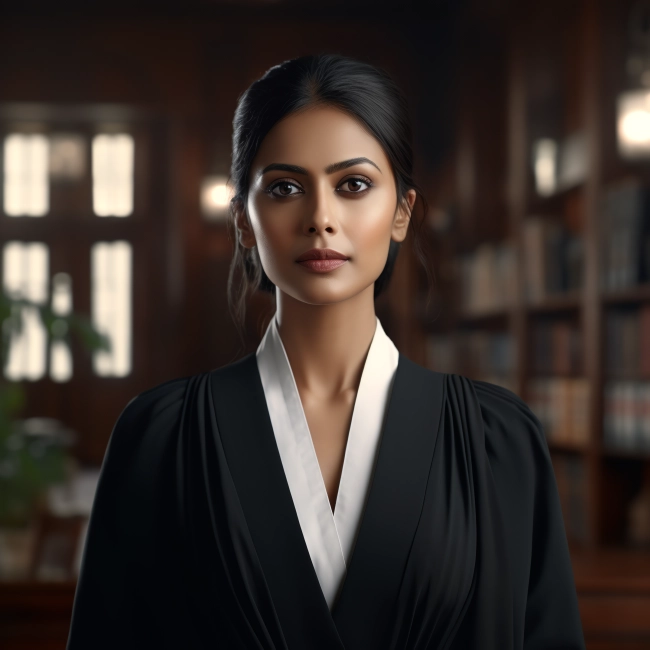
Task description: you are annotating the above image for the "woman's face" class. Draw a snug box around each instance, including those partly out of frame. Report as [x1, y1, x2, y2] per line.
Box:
[236, 105, 415, 306]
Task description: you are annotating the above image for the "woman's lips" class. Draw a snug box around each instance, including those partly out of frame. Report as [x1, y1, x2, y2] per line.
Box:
[297, 259, 348, 272]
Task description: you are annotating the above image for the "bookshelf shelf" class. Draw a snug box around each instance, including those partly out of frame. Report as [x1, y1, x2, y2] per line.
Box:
[603, 447, 650, 461]
[602, 283, 650, 305]
[605, 371, 650, 381]
[456, 308, 510, 326]
[548, 439, 590, 454]
[526, 182, 585, 215]
[525, 290, 582, 314]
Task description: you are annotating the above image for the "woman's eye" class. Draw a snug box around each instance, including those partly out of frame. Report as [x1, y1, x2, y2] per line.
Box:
[339, 177, 372, 193]
[268, 181, 302, 197]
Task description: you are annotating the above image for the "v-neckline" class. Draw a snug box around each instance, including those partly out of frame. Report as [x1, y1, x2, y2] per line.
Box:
[300, 396, 353, 516]
[288, 375, 357, 532]
[255, 313, 400, 590]
[209, 350, 447, 648]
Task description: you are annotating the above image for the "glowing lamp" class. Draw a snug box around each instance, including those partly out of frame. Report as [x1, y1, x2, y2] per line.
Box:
[201, 175, 234, 221]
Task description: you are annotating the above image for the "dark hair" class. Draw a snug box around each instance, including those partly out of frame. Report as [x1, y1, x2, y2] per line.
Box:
[226, 52, 435, 342]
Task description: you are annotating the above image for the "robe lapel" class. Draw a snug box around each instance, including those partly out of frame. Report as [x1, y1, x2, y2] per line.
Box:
[210, 350, 445, 649]
[211, 352, 344, 649]
[331, 353, 445, 648]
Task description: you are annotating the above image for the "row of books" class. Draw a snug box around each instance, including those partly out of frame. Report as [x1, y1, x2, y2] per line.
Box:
[526, 377, 591, 447]
[529, 319, 583, 375]
[605, 304, 650, 377]
[522, 216, 584, 303]
[603, 380, 650, 453]
[456, 241, 516, 315]
[551, 454, 589, 544]
[425, 330, 516, 379]
[452, 179, 650, 318]
[599, 180, 650, 290]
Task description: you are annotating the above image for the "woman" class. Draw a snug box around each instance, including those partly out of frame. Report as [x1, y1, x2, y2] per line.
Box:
[66, 54, 586, 650]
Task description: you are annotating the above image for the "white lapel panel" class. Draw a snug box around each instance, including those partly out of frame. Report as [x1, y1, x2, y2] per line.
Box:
[333, 317, 399, 569]
[256, 314, 398, 609]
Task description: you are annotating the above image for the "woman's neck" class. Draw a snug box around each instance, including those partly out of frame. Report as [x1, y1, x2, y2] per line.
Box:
[275, 288, 377, 400]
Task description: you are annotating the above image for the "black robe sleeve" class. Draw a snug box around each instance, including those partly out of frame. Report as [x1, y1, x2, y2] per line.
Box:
[65, 394, 142, 648]
[470, 379, 586, 650]
[66, 377, 191, 650]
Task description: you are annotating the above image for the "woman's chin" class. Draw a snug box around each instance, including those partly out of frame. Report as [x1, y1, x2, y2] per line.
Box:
[278, 281, 374, 307]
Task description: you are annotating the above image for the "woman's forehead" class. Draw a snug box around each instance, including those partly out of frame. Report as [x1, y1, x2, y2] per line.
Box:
[251, 107, 387, 175]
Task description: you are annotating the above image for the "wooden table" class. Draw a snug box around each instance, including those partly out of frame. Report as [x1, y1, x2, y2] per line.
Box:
[0, 581, 76, 650]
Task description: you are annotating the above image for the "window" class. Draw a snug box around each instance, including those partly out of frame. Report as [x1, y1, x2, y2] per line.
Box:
[91, 241, 132, 377]
[49, 271, 74, 383]
[92, 134, 134, 217]
[3, 134, 49, 217]
[2, 241, 49, 380]
[0, 116, 141, 381]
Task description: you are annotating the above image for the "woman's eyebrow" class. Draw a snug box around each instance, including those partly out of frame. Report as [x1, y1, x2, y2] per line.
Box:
[256, 157, 382, 180]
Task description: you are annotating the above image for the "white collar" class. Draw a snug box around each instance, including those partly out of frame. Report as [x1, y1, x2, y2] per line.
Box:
[255, 313, 399, 609]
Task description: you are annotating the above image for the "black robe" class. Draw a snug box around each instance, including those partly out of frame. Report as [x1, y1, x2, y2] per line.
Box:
[66, 351, 586, 649]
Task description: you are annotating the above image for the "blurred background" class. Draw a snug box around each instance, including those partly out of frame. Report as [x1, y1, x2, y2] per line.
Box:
[0, 0, 649, 647]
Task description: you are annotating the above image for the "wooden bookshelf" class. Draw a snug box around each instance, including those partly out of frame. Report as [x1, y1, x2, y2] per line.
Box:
[410, 3, 650, 641]
[410, 1, 650, 644]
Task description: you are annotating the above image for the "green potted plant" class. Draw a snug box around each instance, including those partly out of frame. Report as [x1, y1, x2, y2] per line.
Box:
[0, 288, 111, 578]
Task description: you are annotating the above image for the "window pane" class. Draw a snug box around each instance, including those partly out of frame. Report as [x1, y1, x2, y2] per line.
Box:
[3, 134, 49, 217]
[49, 272, 73, 383]
[2, 242, 49, 380]
[92, 134, 134, 217]
[49, 134, 86, 181]
[91, 241, 132, 377]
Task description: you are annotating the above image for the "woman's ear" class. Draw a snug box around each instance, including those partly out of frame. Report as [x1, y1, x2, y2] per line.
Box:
[391, 189, 416, 243]
[233, 199, 257, 249]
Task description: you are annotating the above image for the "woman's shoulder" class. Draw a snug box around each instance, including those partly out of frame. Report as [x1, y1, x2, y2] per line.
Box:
[460, 375, 547, 457]
[445, 373, 551, 495]
[104, 373, 197, 463]
[118, 374, 192, 429]
[118, 357, 254, 435]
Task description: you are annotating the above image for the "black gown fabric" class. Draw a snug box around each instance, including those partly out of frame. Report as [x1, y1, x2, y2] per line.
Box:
[66, 351, 586, 650]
